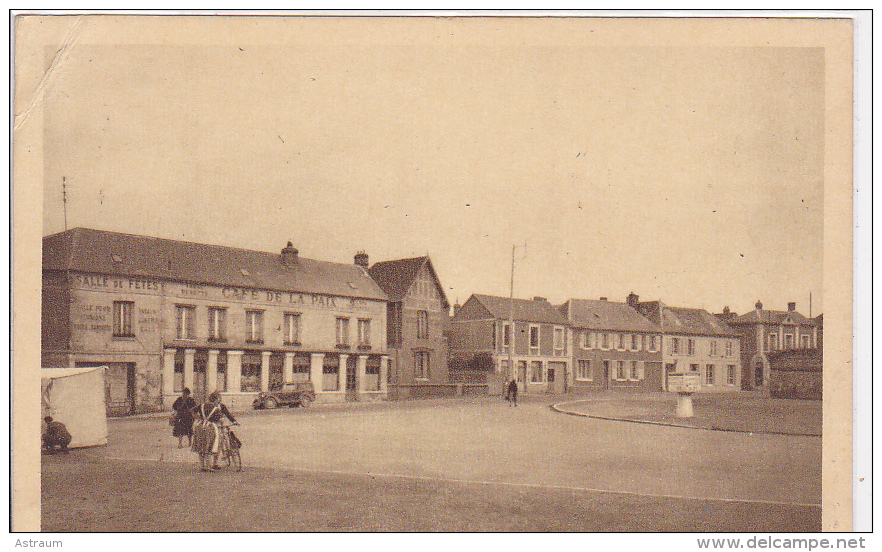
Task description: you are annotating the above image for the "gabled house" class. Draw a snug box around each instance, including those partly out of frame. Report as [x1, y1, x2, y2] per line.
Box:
[726, 300, 819, 390]
[560, 295, 664, 391]
[449, 294, 571, 394]
[368, 256, 450, 399]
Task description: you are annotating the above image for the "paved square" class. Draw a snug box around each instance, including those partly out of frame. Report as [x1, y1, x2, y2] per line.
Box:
[43, 395, 821, 531]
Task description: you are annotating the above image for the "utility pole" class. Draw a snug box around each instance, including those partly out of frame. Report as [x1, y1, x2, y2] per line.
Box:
[507, 245, 515, 386]
[659, 299, 666, 391]
[507, 242, 527, 391]
[809, 291, 812, 318]
[62, 176, 68, 231]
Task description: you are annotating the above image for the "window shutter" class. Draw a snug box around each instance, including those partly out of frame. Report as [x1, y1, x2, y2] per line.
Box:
[638, 362, 645, 381]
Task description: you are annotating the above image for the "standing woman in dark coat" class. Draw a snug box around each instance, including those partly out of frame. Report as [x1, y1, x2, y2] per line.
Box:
[172, 388, 197, 448]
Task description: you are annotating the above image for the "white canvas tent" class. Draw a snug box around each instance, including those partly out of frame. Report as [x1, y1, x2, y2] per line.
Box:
[41, 366, 108, 448]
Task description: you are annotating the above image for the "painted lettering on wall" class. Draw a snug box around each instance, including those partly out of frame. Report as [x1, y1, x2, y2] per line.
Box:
[217, 288, 368, 310]
[74, 274, 162, 291]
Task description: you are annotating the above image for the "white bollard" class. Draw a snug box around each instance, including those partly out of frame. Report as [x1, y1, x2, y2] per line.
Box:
[676, 392, 694, 418]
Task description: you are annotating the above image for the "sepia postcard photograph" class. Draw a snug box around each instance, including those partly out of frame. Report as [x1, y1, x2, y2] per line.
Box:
[10, 12, 866, 541]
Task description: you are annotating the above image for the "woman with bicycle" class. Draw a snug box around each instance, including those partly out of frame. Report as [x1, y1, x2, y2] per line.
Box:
[191, 391, 238, 471]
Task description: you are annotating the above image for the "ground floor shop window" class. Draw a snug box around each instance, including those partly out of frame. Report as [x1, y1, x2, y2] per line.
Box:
[293, 354, 310, 383]
[706, 364, 715, 386]
[241, 361, 261, 392]
[366, 357, 381, 390]
[629, 361, 639, 380]
[727, 365, 736, 385]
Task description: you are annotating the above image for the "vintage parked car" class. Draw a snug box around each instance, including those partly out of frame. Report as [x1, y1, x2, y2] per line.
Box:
[252, 381, 316, 409]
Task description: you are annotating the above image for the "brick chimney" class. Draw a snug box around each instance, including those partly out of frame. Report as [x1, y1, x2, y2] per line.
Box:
[788, 302, 796, 312]
[281, 241, 299, 267]
[755, 300, 763, 311]
[354, 251, 369, 268]
[626, 292, 639, 309]
[599, 297, 608, 301]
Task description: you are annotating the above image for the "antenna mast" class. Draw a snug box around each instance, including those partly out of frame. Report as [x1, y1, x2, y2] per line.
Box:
[62, 176, 68, 231]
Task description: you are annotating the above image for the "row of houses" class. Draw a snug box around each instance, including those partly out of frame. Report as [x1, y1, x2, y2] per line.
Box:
[41, 228, 821, 414]
[449, 292, 821, 396]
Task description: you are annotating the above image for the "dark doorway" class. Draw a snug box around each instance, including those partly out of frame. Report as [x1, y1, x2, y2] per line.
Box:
[755, 361, 764, 388]
[603, 360, 610, 389]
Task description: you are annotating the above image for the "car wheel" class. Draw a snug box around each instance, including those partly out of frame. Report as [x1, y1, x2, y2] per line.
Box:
[299, 396, 311, 408]
[264, 397, 277, 409]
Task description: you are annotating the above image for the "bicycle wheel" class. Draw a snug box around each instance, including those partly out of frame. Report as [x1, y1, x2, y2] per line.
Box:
[230, 446, 242, 472]
[221, 433, 232, 467]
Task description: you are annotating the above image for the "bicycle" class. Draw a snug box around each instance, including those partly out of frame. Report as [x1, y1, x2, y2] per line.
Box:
[196, 422, 242, 472]
[218, 424, 242, 472]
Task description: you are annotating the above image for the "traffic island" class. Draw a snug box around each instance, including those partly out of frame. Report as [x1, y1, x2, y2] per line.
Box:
[552, 392, 821, 436]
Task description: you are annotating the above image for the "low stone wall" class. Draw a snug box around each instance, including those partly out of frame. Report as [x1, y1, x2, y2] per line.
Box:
[448, 369, 488, 384]
[769, 370, 822, 400]
[767, 349, 822, 400]
[389, 383, 489, 400]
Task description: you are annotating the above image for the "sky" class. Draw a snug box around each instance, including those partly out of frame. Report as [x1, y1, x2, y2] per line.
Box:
[40, 18, 825, 317]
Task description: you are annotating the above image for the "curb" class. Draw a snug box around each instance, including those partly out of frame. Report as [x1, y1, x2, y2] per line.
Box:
[549, 400, 822, 438]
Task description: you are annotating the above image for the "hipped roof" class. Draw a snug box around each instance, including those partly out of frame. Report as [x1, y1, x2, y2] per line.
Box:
[43, 228, 388, 301]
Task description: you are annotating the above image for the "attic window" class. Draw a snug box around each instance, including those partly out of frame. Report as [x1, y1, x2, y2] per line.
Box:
[348, 281, 358, 289]
[240, 268, 251, 277]
[111, 254, 123, 263]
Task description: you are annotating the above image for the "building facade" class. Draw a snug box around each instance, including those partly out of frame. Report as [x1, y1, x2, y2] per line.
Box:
[368, 256, 451, 399]
[42, 228, 390, 414]
[635, 297, 742, 392]
[725, 301, 819, 391]
[449, 294, 570, 394]
[560, 296, 664, 391]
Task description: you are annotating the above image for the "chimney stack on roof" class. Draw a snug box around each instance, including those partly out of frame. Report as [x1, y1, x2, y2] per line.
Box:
[599, 297, 608, 301]
[755, 300, 763, 311]
[281, 241, 299, 268]
[354, 251, 369, 268]
[788, 302, 797, 312]
[626, 292, 639, 309]
[533, 296, 547, 302]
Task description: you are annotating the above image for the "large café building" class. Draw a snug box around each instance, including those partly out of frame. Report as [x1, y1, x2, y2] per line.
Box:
[42, 228, 390, 414]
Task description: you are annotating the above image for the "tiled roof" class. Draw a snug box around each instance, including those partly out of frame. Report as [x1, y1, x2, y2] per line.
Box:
[42, 227, 388, 301]
[637, 301, 737, 337]
[729, 309, 817, 326]
[563, 299, 660, 332]
[471, 294, 569, 325]
[368, 256, 449, 308]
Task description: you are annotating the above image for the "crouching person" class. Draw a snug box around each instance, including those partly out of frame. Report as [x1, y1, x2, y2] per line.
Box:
[43, 416, 72, 454]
